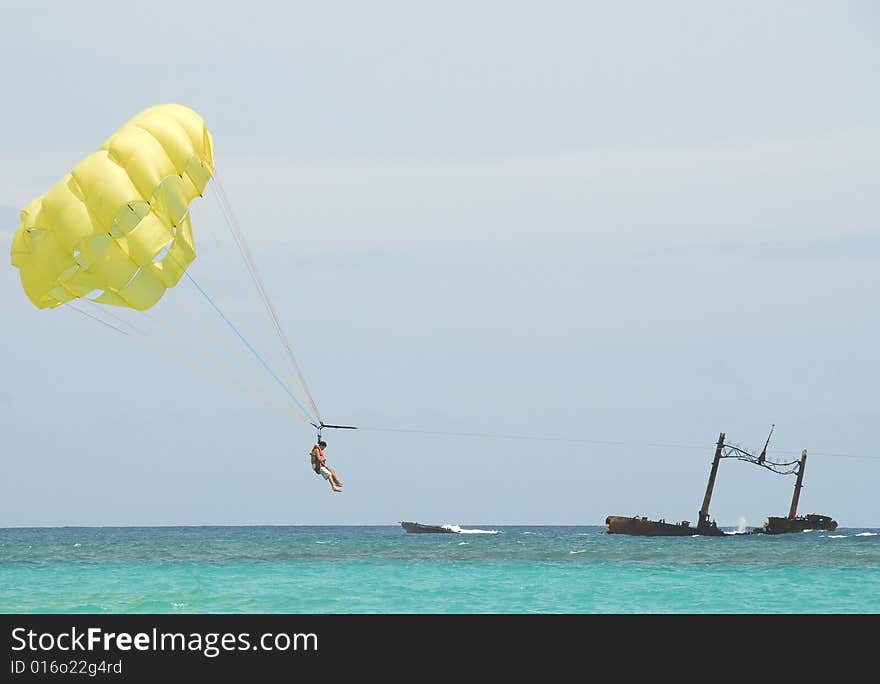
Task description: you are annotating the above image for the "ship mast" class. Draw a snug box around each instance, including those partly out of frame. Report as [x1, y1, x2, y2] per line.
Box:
[788, 449, 807, 519]
[698, 432, 726, 529]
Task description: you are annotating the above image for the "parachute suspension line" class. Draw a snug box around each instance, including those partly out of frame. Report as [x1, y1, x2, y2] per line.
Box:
[211, 174, 321, 422]
[80, 299, 152, 336]
[64, 302, 130, 336]
[211, 173, 323, 424]
[140, 309, 275, 393]
[137, 297, 285, 396]
[76, 299, 307, 420]
[69, 298, 310, 424]
[182, 269, 320, 427]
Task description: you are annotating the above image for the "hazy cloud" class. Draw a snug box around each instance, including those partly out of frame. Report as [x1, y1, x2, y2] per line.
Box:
[214, 129, 880, 248]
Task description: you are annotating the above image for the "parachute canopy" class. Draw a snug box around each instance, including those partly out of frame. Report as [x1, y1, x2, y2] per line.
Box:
[10, 104, 214, 310]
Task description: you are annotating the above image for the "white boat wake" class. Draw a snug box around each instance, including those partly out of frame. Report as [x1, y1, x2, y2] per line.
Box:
[444, 524, 498, 534]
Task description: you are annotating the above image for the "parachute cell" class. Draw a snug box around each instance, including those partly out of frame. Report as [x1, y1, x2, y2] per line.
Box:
[10, 104, 214, 310]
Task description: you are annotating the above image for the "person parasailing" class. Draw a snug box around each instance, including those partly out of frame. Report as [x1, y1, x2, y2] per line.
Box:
[310, 439, 344, 492]
[9, 102, 362, 495]
[307, 423, 356, 492]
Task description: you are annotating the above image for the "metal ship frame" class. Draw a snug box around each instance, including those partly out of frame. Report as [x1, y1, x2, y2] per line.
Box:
[605, 428, 838, 536]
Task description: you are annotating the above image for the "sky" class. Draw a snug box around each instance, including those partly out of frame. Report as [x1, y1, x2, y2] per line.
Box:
[1, 1, 878, 527]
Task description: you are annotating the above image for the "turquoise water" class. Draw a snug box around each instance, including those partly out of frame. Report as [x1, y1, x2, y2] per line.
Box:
[1, 526, 878, 613]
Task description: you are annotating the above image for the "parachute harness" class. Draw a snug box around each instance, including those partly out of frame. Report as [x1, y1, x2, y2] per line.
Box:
[316, 422, 359, 444]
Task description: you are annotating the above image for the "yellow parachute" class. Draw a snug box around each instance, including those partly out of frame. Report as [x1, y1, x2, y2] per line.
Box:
[10, 104, 214, 310]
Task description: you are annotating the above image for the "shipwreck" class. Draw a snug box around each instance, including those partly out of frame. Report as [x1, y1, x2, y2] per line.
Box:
[605, 428, 837, 536]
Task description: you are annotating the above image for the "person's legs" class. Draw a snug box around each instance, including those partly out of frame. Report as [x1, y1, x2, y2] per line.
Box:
[328, 466, 343, 486]
[321, 466, 343, 492]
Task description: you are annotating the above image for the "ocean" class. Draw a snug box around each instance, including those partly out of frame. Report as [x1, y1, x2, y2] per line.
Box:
[1, 525, 878, 614]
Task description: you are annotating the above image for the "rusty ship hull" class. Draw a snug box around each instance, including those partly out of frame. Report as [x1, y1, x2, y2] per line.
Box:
[754, 514, 838, 534]
[400, 521, 459, 534]
[605, 515, 726, 537]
